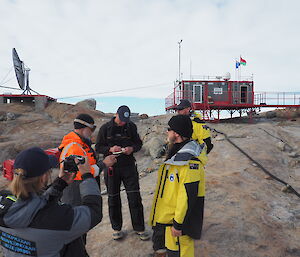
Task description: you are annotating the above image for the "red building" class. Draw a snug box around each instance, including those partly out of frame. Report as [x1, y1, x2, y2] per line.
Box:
[165, 76, 300, 120]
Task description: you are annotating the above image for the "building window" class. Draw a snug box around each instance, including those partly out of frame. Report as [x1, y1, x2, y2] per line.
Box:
[214, 88, 223, 94]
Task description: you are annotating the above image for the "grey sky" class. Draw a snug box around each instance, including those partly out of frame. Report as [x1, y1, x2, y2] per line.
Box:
[0, 0, 299, 99]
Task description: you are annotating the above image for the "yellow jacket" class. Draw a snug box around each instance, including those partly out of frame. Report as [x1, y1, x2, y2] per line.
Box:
[191, 113, 211, 143]
[191, 113, 213, 155]
[149, 140, 205, 239]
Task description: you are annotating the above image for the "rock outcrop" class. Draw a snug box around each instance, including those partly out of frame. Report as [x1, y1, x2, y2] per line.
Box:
[0, 103, 299, 257]
[75, 98, 97, 110]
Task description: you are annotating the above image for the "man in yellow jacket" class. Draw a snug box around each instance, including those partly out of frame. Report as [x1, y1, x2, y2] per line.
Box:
[149, 115, 206, 257]
[175, 99, 213, 154]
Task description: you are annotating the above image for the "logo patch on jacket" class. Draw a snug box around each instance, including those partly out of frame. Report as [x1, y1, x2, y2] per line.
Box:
[0, 231, 37, 256]
[189, 163, 199, 170]
[169, 173, 175, 182]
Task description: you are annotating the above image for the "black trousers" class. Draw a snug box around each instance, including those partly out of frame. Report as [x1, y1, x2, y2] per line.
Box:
[104, 164, 145, 232]
[60, 236, 87, 257]
[152, 224, 166, 251]
[61, 181, 89, 256]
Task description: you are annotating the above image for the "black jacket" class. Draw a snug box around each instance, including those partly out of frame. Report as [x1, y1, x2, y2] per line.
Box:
[0, 174, 102, 257]
[95, 118, 143, 167]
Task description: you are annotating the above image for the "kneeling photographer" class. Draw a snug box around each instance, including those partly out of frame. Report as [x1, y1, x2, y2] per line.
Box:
[0, 147, 102, 257]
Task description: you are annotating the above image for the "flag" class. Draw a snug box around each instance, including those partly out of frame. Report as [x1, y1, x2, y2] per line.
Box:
[235, 61, 240, 69]
[240, 57, 247, 66]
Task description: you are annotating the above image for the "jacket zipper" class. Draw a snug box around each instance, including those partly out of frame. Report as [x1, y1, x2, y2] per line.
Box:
[160, 169, 169, 198]
[176, 173, 179, 182]
[151, 164, 166, 224]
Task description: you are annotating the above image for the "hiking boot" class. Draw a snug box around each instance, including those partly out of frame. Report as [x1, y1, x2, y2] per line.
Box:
[112, 230, 125, 240]
[147, 249, 167, 257]
[136, 230, 151, 241]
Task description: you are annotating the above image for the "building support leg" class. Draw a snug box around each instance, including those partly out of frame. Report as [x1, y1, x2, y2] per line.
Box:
[249, 108, 253, 124]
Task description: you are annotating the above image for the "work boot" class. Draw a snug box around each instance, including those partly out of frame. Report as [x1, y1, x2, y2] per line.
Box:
[136, 230, 151, 241]
[112, 230, 125, 240]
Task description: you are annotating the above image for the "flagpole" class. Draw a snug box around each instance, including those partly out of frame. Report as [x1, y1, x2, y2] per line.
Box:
[235, 59, 237, 81]
[239, 55, 241, 81]
[238, 55, 240, 81]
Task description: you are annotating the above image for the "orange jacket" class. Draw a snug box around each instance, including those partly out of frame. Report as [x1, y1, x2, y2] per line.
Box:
[59, 131, 99, 180]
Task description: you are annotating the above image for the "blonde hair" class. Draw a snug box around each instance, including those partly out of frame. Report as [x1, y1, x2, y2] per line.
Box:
[9, 168, 47, 200]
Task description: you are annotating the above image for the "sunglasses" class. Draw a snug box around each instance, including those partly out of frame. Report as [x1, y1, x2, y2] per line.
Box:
[88, 125, 96, 132]
[167, 128, 173, 131]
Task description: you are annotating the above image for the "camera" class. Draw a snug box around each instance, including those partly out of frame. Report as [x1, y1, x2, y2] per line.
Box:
[63, 155, 85, 173]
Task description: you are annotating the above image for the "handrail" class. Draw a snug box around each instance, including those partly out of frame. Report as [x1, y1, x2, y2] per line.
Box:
[165, 90, 300, 108]
[180, 75, 254, 81]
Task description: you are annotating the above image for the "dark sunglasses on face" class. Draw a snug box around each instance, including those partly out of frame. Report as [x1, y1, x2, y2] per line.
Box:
[89, 125, 96, 132]
[167, 128, 172, 131]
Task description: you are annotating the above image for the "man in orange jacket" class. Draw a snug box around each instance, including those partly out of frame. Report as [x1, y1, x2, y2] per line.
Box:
[59, 114, 116, 256]
[59, 113, 116, 206]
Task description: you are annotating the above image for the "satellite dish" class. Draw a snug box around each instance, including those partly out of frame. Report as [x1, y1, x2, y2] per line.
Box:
[223, 72, 231, 81]
[12, 48, 25, 90]
[12, 48, 38, 95]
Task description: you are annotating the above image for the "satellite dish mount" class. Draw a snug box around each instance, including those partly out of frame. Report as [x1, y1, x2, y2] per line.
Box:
[23, 67, 33, 94]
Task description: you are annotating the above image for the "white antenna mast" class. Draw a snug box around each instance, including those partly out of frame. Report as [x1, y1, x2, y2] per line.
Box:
[190, 59, 192, 79]
[178, 39, 183, 81]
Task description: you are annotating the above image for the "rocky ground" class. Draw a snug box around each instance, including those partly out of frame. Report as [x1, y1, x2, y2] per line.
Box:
[0, 101, 299, 257]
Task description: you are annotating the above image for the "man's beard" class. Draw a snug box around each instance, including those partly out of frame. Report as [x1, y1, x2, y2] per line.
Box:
[82, 130, 91, 140]
[167, 134, 176, 144]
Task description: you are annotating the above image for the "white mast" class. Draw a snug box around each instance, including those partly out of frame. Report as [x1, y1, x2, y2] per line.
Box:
[178, 39, 183, 81]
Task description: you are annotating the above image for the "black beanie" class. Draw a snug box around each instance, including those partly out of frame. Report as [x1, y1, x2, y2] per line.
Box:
[168, 115, 193, 138]
[74, 113, 94, 129]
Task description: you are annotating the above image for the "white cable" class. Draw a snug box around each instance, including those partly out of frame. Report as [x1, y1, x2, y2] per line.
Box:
[57, 82, 171, 99]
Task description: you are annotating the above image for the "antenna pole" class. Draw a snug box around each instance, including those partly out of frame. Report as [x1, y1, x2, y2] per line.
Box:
[190, 59, 192, 79]
[178, 39, 183, 81]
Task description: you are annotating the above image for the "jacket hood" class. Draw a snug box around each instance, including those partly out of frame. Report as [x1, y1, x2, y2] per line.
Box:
[4, 194, 48, 228]
[59, 131, 83, 149]
[164, 140, 205, 166]
[191, 112, 202, 119]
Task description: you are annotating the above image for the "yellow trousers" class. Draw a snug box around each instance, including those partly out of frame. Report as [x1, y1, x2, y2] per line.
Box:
[165, 227, 194, 257]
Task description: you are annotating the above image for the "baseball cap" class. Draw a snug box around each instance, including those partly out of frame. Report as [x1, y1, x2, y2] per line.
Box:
[174, 99, 192, 110]
[117, 105, 131, 123]
[14, 147, 58, 179]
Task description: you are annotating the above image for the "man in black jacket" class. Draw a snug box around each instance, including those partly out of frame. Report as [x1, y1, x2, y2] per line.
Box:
[0, 147, 102, 257]
[96, 105, 149, 241]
